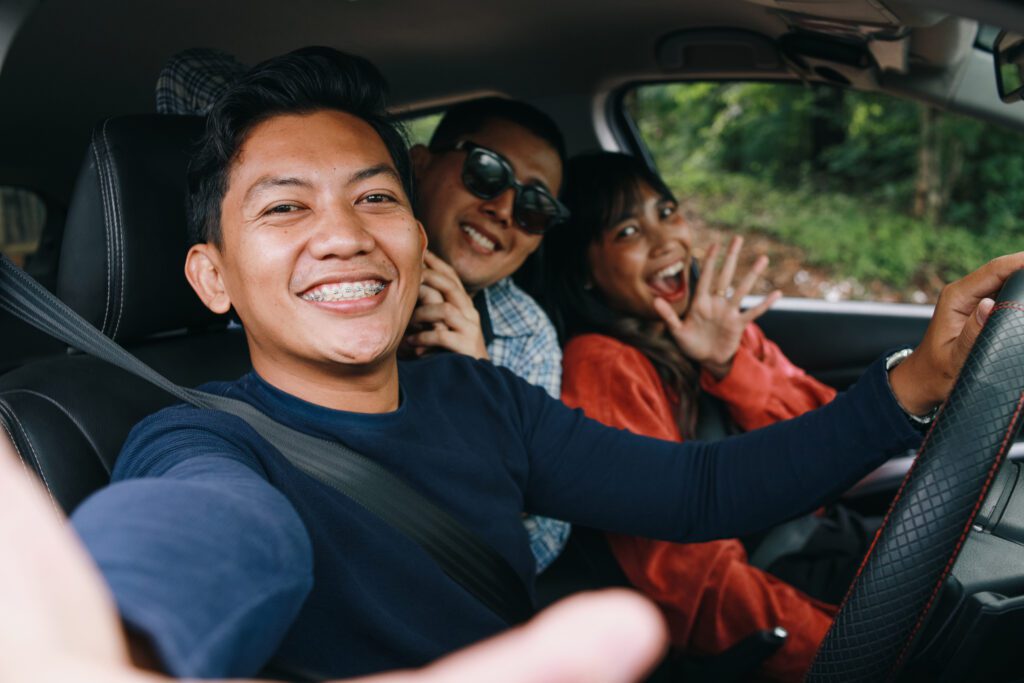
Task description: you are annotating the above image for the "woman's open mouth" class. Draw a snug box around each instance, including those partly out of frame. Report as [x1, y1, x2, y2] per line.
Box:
[646, 259, 688, 302]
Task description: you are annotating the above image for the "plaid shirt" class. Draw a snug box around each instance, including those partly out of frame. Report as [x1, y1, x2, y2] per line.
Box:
[483, 278, 570, 573]
[155, 48, 245, 115]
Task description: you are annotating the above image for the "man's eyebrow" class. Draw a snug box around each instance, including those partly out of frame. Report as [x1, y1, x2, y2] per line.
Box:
[348, 163, 402, 186]
[243, 176, 314, 205]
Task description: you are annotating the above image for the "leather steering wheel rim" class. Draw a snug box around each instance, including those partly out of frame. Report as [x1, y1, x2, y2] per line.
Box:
[807, 270, 1024, 683]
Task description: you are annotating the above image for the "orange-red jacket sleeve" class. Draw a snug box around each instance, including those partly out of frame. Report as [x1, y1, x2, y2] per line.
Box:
[562, 334, 681, 442]
[562, 333, 835, 682]
[700, 323, 837, 431]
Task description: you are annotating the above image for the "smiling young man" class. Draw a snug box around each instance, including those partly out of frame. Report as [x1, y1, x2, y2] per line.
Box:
[68, 47, 1017, 680]
[156, 53, 570, 571]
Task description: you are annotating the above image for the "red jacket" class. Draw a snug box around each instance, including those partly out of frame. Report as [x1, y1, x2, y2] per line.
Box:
[561, 325, 838, 682]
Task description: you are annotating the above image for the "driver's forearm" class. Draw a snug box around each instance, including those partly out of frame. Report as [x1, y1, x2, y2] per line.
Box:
[528, 355, 922, 542]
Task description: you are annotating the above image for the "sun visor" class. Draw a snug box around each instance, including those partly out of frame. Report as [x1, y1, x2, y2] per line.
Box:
[656, 30, 783, 73]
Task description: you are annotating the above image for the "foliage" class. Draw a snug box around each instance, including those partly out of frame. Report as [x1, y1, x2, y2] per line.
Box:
[627, 82, 1024, 294]
[666, 169, 1019, 288]
[402, 112, 443, 147]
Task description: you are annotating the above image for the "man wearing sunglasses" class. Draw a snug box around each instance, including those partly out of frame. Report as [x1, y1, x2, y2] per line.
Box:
[407, 98, 571, 572]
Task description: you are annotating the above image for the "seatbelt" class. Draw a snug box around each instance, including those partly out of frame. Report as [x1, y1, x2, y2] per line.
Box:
[0, 255, 533, 625]
[472, 290, 495, 347]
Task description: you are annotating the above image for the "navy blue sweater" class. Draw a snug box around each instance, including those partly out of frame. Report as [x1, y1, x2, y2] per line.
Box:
[71, 353, 920, 679]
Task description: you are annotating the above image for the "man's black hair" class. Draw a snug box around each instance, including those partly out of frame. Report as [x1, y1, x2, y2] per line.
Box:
[187, 46, 412, 246]
[427, 97, 566, 165]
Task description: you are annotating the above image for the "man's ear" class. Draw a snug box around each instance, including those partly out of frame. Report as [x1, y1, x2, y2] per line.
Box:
[416, 219, 429, 257]
[184, 244, 233, 314]
[410, 144, 432, 177]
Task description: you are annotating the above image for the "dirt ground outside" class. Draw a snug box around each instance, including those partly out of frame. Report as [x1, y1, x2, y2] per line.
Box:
[684, 203, 940, 306]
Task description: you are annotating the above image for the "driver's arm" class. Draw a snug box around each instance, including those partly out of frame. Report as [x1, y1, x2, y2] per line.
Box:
[523, 253, 1015, 539]
[520, 352, 920, 541]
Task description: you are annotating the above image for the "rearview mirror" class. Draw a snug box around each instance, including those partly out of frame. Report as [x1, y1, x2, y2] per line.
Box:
[995, 31, 1024, 103]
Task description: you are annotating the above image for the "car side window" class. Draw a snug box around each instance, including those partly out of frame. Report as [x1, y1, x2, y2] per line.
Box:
[403, 111, 444, 147]
[0, 187, 46, 268]
[624, 81, 1024, 304]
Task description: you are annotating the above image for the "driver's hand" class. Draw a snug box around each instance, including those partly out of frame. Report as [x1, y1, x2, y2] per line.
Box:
[0, 433, 667, 683]
[405, 250, 490, 361]
[890, 252, 1024, 416]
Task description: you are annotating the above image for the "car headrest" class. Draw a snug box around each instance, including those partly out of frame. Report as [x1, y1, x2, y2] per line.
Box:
[57, 115, 225, 343]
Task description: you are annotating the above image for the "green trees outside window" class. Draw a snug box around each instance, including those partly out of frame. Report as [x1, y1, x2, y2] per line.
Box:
[627, 82, 1024, 303]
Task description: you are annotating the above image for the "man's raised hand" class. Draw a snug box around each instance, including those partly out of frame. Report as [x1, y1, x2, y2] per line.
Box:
[405, 250, 490, 360]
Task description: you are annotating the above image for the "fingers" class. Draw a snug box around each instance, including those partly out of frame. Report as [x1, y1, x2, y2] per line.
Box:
[349, 590, 667, 683]
[653, 297, 684, 335]
[716, 236, 742, 297]
[422, 270, 476, 317]
[404, 312, 489, 359]
[424, 250, 462, 282]
[903, 255, 1024, 411]
[419, 284, 445, 306]
[411, 259, 487, 358]
[692, 242, 720, 302]
[945, 253, 1024, 314]
[740, 290, 782, 322]
[951, 297, 996, 371]
[409, 303, 475, 332]
[405, 326, 459, 351]
[404, 325, 488, 360]
[733, 255, 768, 302]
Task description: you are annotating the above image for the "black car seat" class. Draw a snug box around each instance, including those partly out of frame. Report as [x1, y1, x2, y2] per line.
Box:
[0, 309, 66, 375]
[0, 114, 251, 513]
[0, 202, 69, 375]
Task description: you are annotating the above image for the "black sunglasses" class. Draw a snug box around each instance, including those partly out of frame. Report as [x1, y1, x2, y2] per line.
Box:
[442, 140, 570, 235]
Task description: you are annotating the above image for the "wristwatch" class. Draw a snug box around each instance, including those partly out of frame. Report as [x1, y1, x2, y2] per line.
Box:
[885, 348, 939, 425]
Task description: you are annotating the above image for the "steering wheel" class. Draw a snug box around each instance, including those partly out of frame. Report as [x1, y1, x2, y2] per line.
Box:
[806, 271, 1024, 683]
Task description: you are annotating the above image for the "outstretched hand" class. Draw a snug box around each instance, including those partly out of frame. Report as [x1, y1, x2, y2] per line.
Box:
[0, 431, 139, 683]
[404, 250, 489, 360]
[889, 253, 1024, 416]
[654, 236, 781, 379]
[0, 432, 666, 683]
[364, 590, 665, 683]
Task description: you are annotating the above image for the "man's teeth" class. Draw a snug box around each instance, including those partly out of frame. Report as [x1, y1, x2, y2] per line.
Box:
[302, 281, 386, 302]
[653, 261, 685, 280]
[461, 224, 497, 252]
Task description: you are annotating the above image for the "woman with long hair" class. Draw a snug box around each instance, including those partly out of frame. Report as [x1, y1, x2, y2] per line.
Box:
[543, 151, 843, 681]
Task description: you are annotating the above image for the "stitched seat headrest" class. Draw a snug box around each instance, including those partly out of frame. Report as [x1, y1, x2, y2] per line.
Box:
[57, 115, 224, 343]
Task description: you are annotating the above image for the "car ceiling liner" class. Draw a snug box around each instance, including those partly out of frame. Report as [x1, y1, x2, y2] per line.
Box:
[656, 1, 974, 92]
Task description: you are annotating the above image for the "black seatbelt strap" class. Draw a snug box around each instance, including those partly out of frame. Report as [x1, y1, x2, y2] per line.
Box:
[0, 255, 533, 625]
[472, 290, 495, 347]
